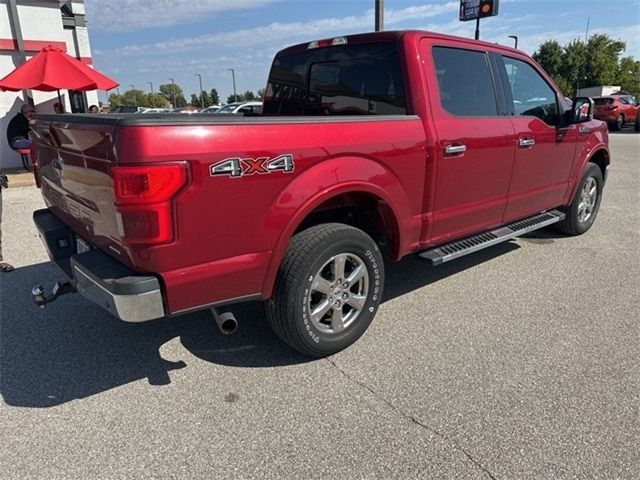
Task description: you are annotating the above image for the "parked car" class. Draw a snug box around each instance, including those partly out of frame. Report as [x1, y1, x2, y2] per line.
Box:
[30, 30, 609, 357]
[200, 105, 223, 113]
[593, 95, 640, 131]
[141, 108, 171, 114]
[169, 106, 201, 114]
[215, 101, 262, 114]
[109, 106, 146, 114]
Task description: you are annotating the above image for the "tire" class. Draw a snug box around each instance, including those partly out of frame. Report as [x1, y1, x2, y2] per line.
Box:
[634, 115, 640, 133]
[266, 223, 384, 358]
[611, 114, 624, 131]
[556, 163, 603, 236]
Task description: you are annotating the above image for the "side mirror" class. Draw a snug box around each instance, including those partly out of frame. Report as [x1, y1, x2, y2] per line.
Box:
[571, 97, 594, 123]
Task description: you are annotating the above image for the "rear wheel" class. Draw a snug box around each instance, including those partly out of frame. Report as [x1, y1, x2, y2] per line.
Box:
[266, 223, 384, 357]
[556, 163, 603, 236]
[634, 115, 640, 133]
[611, 114, 624, 131]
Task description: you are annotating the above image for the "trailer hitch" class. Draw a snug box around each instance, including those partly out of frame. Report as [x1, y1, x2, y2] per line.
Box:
[32, 281, 75, 309]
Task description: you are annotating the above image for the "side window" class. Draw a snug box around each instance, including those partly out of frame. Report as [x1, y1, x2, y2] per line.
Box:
[502, 56, 559, 125]
[432, 47, 498, 117]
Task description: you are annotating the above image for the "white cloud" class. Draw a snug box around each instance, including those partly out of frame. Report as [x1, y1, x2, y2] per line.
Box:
[98, 1, 459, 56]
[85, 0, 278, 32]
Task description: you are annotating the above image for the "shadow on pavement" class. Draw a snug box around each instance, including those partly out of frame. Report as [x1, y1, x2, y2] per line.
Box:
[1, 241, 519, 408]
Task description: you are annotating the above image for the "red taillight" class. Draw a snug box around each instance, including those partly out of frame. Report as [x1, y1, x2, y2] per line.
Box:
[111, 164, 188, 245]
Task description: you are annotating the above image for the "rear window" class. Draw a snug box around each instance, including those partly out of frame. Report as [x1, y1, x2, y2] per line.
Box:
[263, 42, 406, 115]
[593, 98, 613, 105]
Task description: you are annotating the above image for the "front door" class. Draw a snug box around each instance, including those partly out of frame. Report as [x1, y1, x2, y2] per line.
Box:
[498, 55, 577, 221]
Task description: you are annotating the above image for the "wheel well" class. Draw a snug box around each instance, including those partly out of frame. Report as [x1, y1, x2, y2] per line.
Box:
[295, 192, 399, 258]
[589, 149, 609, 180]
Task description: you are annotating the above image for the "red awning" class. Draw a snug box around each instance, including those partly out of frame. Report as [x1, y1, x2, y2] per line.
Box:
[0, 44, 118, 92]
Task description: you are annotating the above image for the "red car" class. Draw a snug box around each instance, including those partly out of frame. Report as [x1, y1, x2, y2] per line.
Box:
[30, 31, 610, 357]
[593, 95, 640, 131]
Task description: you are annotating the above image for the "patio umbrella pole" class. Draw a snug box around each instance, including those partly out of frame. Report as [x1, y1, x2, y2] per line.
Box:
[57, 89, 62, 111]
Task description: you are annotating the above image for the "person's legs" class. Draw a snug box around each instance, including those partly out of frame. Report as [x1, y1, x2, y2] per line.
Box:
[9, 137, 32, 150]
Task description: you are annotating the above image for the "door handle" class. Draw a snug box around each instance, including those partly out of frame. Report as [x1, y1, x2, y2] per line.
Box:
[444, 144, 467, 156]
[518, 138, 535, 148]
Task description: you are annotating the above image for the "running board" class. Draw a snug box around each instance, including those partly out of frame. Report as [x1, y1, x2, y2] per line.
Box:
[418, 210, 565, 266]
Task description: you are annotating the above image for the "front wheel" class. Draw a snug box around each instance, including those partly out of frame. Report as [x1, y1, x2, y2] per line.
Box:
[634, 115, 640, 133]
[266, 223, 384, 357]
[611, 114, 624, 131]
[556, 163, 603, 236]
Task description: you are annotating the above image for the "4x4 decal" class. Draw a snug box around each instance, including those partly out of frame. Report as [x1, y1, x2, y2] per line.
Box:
[210, 154, 294, 178]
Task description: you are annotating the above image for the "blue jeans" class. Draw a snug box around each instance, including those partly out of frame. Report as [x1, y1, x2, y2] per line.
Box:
[10, 137, 31, 150]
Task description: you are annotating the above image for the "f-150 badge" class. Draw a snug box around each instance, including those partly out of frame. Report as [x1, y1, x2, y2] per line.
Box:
[210, 154, 294, 178]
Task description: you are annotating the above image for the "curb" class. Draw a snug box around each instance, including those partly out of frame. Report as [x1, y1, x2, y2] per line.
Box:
[3, 169, 36, 188]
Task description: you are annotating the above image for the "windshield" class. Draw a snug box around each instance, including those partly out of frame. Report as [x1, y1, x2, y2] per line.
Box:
[216, 104, 239, 113]
[263, 41, 406, 115]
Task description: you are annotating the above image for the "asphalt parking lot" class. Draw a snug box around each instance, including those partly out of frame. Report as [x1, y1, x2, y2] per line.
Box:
[1, 132, 638, 479]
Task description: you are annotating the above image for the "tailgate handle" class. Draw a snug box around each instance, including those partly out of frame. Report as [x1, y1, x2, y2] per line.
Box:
[444, 144, 467, 156]
[518, 138, 535, 148]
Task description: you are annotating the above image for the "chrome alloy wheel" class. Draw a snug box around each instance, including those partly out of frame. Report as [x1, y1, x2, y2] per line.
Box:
[308, 253, 369, 335]
[577, 177, 598, 223]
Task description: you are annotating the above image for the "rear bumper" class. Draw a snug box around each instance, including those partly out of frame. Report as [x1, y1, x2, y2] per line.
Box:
[33, 208, 166, 322]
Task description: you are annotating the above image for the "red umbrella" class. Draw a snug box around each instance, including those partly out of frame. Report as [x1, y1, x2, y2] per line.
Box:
[0, 44, 118, 101]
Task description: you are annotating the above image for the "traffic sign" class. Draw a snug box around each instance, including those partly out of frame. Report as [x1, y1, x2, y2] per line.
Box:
[460, 0, 500, 21]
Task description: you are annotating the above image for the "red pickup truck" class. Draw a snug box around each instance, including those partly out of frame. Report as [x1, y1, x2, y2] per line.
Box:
[30, 31, 609, 357]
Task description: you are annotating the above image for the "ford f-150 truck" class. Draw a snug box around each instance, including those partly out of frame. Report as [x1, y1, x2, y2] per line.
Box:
[30, 31, 609, 357]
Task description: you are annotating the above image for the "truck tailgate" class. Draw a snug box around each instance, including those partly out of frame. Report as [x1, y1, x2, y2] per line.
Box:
[30, 115, 126, 264]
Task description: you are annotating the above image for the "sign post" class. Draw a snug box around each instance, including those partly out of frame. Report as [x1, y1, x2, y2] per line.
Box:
[459, 0, 500, 40]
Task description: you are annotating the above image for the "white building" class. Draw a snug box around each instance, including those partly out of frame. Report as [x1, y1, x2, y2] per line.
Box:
[1, 0, 98, 169]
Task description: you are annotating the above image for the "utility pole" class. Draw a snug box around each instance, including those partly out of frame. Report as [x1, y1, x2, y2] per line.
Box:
[228, 69, 237, 103]
[375, 0, 384, 31]
[508, 35, 518, 49]
[147, 81, 155, 107]
[169, 77, 177, 107]
[195, 73, 204, 108]
[129, 84, 137, 107]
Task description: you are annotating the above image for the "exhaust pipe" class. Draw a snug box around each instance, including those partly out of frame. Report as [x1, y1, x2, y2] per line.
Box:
[210, 308, 238, 335]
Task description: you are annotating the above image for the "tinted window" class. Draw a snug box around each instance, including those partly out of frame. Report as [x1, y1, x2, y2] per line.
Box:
[263, 42, 406, 115]
[432, 47, 498, 117]
[502, 56, 559, 125]
[593, 98, 613, 106]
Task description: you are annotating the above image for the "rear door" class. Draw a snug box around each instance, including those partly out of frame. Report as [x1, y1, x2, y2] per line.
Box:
[420, 40, 516, 244]
[497, 55, 577, 221]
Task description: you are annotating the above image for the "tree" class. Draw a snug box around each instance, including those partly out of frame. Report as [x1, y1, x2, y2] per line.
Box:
[159, 83, 187, 107]
[147, 93, 169, 108]
[123, 89, 148, 107]
[209, 88, 220, 105]
[533, 33, 634, 97]
[256, 88, 266, 99]
[108, 93, 124, 107]
[618, 56, 640, 98]
[226, 93, 240, 103]
[191, 93, 203, 107]
[242, 90, 256, 101]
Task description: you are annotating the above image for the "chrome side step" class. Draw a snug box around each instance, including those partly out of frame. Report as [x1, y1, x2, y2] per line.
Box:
[418, 210, 565, 266]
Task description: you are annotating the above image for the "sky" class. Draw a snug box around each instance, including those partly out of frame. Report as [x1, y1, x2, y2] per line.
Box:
[85, 0, 640, 104]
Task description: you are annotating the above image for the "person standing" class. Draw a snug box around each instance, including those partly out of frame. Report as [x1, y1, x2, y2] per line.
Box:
[6, 103, 35, 149]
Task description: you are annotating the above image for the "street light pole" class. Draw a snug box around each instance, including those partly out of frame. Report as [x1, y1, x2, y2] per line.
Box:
[195, 73, 204, 108]
[129, 84, 137, 107]
[169, 77, 177, 107]
[228, 68, 237, 103]
[147, 82, 156, 107]
[375, 0, 384, 31]
[508, 35, 519, 49]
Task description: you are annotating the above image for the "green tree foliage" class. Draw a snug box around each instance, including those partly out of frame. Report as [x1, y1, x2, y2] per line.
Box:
[123, 89, 148, 107]
[147, 93, 169, 108]
[159, 83, 187, 107]
[534, 34, 637, 97]
[190, 93, 203, 107]
[108, 93, 124, 107]
[209, 88, 220, 105]
[225, 91, 260, 103]
[256, 88, 266, 99]
[618, 56, 640, 97]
